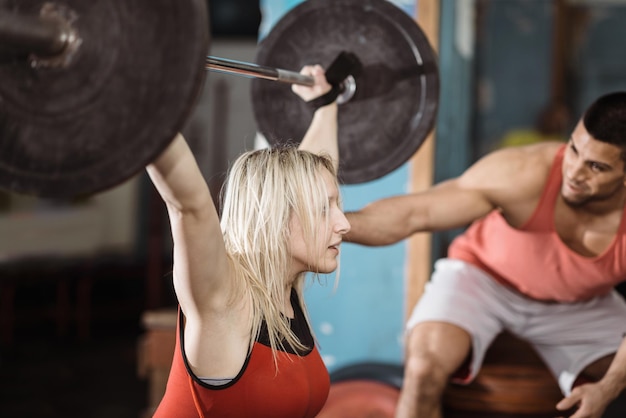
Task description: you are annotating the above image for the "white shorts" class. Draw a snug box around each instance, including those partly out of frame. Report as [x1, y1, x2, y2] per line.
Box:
[406, 258, 626, 395]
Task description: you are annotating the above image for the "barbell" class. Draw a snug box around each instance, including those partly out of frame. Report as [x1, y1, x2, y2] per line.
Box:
[0, 0, 439, 198]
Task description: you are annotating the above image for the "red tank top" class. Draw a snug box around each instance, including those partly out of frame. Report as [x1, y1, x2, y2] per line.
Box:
[153, 292, 330, 418]
[449, 145, 626, 302]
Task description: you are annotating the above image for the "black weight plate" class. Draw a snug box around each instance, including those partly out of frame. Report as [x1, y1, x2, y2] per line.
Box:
[0, 0, 209, 197]
[251, 0, 439, 184]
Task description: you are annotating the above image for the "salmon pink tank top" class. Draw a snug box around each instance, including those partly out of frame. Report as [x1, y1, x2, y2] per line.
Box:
[449, 145, 626, 302]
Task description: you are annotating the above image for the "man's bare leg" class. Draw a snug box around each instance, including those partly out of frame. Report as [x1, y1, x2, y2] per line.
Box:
[395, 322, 472, 418]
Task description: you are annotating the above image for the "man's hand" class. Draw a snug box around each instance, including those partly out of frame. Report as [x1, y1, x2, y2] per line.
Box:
[556, 382, 614, 418]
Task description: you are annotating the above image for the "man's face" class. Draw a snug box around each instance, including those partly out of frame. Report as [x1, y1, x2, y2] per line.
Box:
[561, 121, 626, 206]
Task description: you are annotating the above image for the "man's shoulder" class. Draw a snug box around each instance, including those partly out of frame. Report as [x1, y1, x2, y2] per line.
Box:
[478, 141, 562, 191]
[462, 141, 564, 190]
[521, 140, 565, 155]
[472, 142, 563, 213]
[490, 141, 564, 168]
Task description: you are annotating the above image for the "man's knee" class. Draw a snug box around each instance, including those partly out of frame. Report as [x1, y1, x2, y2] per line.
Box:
[404, 322, 473, 381]
[403, 352, 450, 395]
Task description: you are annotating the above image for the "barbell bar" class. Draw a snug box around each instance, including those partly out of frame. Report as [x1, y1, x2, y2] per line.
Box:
[0, 11, 322, 89]
[0, 11, 353, 100]
[0, 0, 439, 198]
[206, 55, 359, 105]
[0, 11, 316, 86]
[206, 56, 315, 87]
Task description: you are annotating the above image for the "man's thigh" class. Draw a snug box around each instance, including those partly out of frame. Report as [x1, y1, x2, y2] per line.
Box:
[405, 259, 518, 382]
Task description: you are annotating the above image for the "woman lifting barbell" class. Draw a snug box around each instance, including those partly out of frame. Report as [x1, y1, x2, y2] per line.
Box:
[148, 64, 350, 418]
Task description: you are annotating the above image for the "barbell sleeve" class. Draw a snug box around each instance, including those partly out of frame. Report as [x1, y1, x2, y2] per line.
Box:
[206, 56, 315, 87]
[0, 13, 70, 57]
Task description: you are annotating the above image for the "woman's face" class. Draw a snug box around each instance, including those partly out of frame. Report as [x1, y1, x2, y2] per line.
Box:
[288, 170, 351, 277]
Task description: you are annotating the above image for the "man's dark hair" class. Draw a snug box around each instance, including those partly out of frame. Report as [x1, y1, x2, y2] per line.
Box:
[583, 92, 626, 147]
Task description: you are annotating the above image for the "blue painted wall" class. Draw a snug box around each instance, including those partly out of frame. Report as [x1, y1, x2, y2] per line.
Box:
[259, 0, 416, 372]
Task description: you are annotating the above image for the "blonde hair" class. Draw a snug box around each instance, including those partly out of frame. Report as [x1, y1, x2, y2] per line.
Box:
[220, 145, 339, 360]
